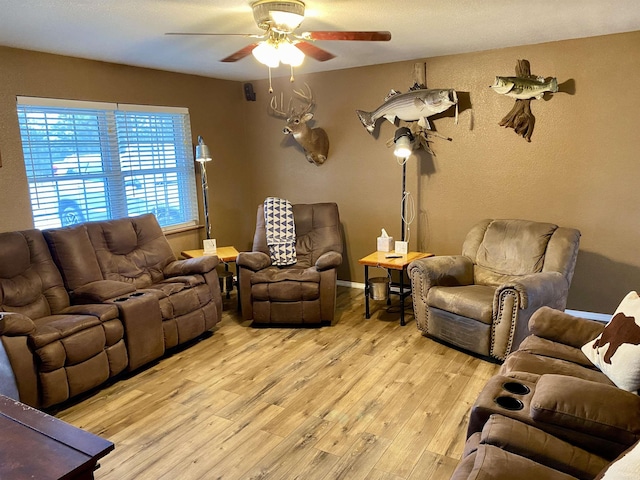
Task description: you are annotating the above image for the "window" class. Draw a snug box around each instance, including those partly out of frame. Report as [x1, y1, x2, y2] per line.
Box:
[17, 97, 199, 230]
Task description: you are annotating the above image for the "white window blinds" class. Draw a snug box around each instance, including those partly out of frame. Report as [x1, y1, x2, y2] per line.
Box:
[17, 97, 198, 231]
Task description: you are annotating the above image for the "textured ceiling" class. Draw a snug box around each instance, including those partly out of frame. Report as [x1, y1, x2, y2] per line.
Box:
[1, 0, 639, 81]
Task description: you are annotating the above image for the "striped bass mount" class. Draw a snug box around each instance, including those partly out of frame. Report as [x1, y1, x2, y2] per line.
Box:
[356, 88, 458, 134]
[491, 76, 558, 100]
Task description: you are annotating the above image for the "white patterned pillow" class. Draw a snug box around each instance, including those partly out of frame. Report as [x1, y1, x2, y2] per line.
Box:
[596, 440, 640, 479]
[582, 291, 640, 391]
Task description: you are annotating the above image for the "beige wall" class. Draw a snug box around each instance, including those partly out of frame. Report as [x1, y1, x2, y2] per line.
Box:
[243, 31, 640, 314]
[1, 30, 639, 314]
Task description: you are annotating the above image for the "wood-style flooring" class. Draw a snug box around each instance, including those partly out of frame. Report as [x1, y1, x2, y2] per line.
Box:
[56, 286, 499, 480]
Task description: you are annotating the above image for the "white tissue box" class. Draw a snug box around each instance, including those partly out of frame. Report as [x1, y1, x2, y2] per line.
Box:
[395, 241, 408, 254]
[377, 236, 394, 252]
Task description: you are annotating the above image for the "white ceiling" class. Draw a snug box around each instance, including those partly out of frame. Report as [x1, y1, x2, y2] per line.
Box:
[1, 0, 639, 82]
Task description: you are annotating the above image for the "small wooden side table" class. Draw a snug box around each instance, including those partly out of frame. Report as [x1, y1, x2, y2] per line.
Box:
[0, 394, 113, 479]
[358, 250, 434, 326]
[181, 246, 239, 306]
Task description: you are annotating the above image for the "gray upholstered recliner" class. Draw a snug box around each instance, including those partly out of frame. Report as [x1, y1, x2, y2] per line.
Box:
[237, 202, 343, 325]
[408, 219, 581, 361]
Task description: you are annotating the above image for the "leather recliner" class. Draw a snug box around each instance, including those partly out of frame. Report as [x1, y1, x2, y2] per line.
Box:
[0, 229, 128, 408]
[408, 219, 581, 361]
[237, 202, 343, 325]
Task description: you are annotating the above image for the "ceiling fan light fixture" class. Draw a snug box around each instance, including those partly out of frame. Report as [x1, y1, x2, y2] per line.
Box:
[252, 1, 305, 32]
[279, 41, 305, 66]
[252, 41, 280, 68]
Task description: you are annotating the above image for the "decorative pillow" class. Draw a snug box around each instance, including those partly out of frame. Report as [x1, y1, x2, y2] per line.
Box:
[582, 291, 640, 391]
[595, 440, 640, 479]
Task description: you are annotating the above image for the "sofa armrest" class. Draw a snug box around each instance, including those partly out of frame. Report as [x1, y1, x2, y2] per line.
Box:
[0, 313, 36, 336]
[531, 374, 640, 446]
[164, 256, 219, 277]
[528, 307, 605, 348]
[494, 272, 567, 312]
[315, 251, 342, 271]
[61, 303, 119, 322]
[237, 251, 272, 271]
[408, 255, 474, 288]
[72, 280, 136, 303]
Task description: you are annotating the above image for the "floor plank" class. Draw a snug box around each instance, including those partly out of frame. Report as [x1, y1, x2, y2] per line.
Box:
[55, 286, 499, 479]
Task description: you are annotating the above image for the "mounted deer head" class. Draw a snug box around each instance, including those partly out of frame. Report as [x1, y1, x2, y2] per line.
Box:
[268, 84, 329, 166]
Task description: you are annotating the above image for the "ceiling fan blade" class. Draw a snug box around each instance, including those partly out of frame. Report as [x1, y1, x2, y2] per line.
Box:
[165, 32, 263, 38]
[301, 31, 392, 42]
[294, 41, 336, 62]
[221, 43, 259, 62]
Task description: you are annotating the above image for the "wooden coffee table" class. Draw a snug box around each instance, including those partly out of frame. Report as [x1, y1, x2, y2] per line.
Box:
[358, 250, 433, 326]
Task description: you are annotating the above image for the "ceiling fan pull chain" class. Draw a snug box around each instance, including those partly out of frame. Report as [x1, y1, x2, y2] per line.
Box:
[290, 65, 295, 83]
[269, 67, 273, 93]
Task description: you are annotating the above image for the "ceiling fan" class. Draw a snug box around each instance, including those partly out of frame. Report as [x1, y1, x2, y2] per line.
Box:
[166, 0, 391, 67]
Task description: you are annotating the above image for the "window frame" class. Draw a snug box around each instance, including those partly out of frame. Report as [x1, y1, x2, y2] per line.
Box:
[17, 96, 199, 232]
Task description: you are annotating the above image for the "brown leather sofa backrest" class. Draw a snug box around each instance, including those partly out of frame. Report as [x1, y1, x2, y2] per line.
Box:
[44, 224, 104, 292]
[0, 230, 70, 317]
[84, 214, 177, 288]
[462, 219, 580, 287]
[252, 202, 342, 268]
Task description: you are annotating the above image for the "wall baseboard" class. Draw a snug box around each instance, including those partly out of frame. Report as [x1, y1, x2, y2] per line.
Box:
[337, 280, 611, 323]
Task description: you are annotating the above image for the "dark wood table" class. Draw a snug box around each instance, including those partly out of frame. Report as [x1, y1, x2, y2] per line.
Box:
[0, 394, 114, 479]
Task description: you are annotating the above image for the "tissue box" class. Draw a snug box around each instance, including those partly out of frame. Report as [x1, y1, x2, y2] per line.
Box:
[377, 236, 394, 252]
[395, 241, 408, 254]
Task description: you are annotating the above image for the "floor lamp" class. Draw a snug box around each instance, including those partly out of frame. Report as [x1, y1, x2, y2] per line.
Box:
[195, 136, 214, 249]
[393, 127, 415, 246]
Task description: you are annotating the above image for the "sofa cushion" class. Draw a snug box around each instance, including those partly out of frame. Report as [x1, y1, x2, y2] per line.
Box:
[475, 219, 558, 276]
[427, 284, 495, 324]
[500, 350, 613, 385]
[582, 291, 640, 391]
[43, 225, 104, 291]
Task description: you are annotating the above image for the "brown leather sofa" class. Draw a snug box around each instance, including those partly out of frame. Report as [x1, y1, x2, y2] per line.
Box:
[237, 202, 343, 325]
[0, 214, 222, 409]
[0, 229, 128, 408]
[450, 307, 640, 479]
[408, 219, 581, 361]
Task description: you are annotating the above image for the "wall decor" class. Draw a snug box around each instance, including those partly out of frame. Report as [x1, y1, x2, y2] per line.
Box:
[491, 59, 558, 142]
[356, 87, 458, 134]
[268, 83, 329, 166]
[357, 62, 458, 155]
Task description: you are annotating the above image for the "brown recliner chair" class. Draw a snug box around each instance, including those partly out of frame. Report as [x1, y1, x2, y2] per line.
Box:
[0, 230, 128, 408]
[237, 202, 343, 325]
[408, 219, 581, 361]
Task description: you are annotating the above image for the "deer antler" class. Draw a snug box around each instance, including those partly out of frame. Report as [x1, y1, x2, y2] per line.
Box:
[268, 92, 293, 119]
[292, 83, 315, 116]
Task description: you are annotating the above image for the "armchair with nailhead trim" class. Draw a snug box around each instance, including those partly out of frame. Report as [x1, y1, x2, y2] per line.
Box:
[408, 219, 580, 361]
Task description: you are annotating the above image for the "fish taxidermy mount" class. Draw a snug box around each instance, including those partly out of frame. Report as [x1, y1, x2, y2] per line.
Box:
[356, 87, 458, 134]
[492, 59, 558, 142]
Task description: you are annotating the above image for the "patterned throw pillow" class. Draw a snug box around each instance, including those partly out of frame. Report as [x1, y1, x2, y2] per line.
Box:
[582, 291, 640, 391]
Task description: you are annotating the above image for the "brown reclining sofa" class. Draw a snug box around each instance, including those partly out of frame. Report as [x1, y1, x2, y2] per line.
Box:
[0, 214, 222, 409]
[450, 306, 640, 479]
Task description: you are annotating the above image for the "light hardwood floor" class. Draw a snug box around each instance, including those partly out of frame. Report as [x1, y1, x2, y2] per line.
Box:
[56, 286, 499, 480]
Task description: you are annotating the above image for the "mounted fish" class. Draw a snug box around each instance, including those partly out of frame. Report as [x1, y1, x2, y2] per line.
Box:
[356, 88, 458, 134]
[268, 83, 329, 166]
[492, 59, 558, 142]
[491, 76, 558, 99]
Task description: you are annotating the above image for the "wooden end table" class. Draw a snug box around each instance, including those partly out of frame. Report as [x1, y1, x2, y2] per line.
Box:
[358, 250, 433, 326]
[0, 394, 113, 479]
[181, 246, 240, 306]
